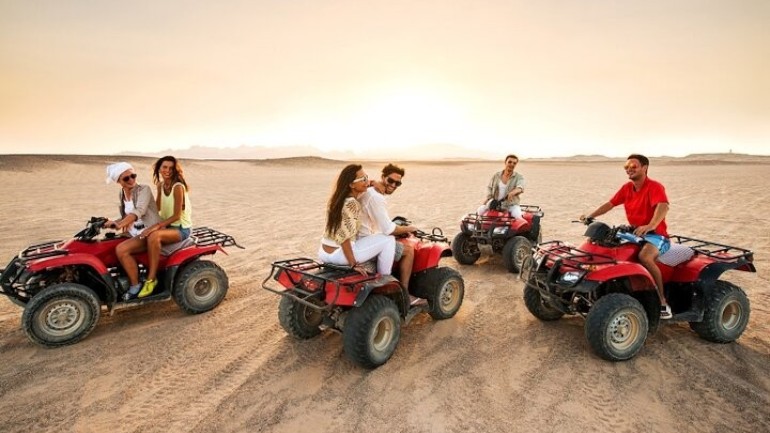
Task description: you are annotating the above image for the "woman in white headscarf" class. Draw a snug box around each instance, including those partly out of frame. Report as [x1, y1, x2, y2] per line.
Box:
[105, 162, 162, 300]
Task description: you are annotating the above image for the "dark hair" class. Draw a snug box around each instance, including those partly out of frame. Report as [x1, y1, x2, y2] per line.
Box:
[627, 154, 649, 166]
[152, 155, 189, 190]
[505, 154, 518, 162]
[381, 163, 405, 178]
[326, 164, 362, 236]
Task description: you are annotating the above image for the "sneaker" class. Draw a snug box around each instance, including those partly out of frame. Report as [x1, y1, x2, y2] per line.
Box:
[660, 305, 673, 319]
[137, 279, 157, 298]
[122, 284, 142, 301]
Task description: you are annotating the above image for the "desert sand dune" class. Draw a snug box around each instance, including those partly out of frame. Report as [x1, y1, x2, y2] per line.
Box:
[0, 156, 768, 433]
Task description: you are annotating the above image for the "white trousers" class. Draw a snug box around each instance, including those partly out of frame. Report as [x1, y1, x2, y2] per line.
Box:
[477, 200, 522, 219]
[318, 233, 396, 275]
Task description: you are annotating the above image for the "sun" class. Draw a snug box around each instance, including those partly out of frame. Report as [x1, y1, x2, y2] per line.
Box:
[311, 85, 474, 152]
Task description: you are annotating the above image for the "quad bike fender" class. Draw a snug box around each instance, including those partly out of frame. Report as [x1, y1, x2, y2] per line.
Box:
[352, 279, 403, 311]
[584, 263, 655, 291]
[163, 245, 223, 268]
[26, 253, 109, 275]
[412, 243, 451, 273]
[508, 218, 532, 234]
[669, 255, 756, 284]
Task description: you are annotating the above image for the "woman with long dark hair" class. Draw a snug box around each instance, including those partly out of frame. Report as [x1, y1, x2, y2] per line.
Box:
[135, 155, 193, 298]
[319, 164, 395, 275]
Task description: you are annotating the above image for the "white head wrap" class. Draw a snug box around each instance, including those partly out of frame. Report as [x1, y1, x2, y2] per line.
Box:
[105, 162, 134, 184]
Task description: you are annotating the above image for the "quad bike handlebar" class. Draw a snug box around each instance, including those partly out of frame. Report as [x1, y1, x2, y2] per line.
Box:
[74, 216, 109, 241]
[392, 216, 448, 243]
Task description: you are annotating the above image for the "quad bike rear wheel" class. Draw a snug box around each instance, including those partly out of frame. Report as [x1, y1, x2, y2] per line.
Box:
[585, 293, 649, 361]
[452, 232, 481, 265]
[22, 283, 101, 347]
[689, 280, 750, 343]
[523, 284, 564, 321]
[278, 296, 323, 339]
[343, 295, 401, 368]
[502, 236, 532, 273]
[173, 260, 229, 314]
[412, 267, 464, 320]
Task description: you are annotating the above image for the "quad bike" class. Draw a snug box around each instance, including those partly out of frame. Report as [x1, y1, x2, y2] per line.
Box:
[0, 217, 243, 347]
[262, 218, 464, 369]
[521, 218, 755, 361]
[452, 203, 544, 273]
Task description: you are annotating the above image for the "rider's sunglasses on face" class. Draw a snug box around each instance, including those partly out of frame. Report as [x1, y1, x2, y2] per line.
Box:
[122, 173, 138, 183]
[385, 177, 402, 187]
[353, 174, 368, 184]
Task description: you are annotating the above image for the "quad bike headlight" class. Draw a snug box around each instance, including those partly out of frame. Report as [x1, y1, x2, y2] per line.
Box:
[492, 226, 508, 235]
[559, 271, 585, 285]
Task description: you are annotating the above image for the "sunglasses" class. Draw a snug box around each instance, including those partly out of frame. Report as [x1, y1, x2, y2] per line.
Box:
[122, 173, 138, 182]
[353, 174, 368, 184]
[385, 177, 402, 187]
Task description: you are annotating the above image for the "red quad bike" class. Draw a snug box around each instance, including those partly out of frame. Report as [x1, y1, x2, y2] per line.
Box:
[0, 217, 243, 347]
[452, 204, 544, 273]
[521, 218, 755, 361]
[262, 217, 464, 369]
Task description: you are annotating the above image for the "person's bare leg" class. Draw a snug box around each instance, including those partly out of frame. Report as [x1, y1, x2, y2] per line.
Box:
[639, 243, 665, 305]
[399, 244, 414, 290]
[146, 230, 181, 281]
[116, 237, 146, 285]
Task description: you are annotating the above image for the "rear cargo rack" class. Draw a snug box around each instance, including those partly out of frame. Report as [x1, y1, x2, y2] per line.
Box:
[262, 258, 377, 310]
[192, 227, 244, 249]
[669, 235, 753, 262]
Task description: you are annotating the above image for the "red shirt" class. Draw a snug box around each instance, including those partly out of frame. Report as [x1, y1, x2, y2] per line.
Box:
[610, 177, 669, 236]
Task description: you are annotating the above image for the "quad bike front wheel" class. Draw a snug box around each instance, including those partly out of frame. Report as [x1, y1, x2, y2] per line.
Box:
[22, 283, 101, 347]
[689, 280, 750, 343]
[173, 260, 229, 314]
[585, 293, 649, 361]
[411, 267, 464, 320]
[502, 236, 532, 274]
[278, 296, 323, 339]
[523, 284, 564, 321]
[452, 232, 481, 265]
[343, 295, 401, 369]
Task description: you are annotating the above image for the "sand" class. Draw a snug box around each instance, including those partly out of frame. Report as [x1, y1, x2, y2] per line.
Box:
[0, 155, 768, 433]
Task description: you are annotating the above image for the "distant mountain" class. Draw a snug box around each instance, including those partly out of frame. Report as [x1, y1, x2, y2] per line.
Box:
[118, 143, 500, 161]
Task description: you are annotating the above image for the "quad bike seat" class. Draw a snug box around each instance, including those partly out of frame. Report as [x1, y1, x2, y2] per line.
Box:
[160, 237, 196, 256]
[657, 242, 695, 267]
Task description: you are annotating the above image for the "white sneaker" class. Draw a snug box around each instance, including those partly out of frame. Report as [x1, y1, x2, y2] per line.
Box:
[660, 305, 673, 319]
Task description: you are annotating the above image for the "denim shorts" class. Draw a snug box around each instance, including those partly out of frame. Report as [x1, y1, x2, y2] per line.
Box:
[171, 226, 191, 241]
[643, 234, 670, 255]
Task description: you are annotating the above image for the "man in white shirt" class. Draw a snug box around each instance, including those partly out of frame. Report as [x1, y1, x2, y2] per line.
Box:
[359, 164, 418, 290]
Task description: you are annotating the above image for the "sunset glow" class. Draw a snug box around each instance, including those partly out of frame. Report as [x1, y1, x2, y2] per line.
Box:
[1, 1, 768, 159]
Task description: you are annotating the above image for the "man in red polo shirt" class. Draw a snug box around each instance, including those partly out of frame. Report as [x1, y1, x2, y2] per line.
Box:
[580, 154, 672, 319]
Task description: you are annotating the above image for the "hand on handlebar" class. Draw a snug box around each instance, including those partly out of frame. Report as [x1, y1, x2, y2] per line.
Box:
[633, 224, 654, 237]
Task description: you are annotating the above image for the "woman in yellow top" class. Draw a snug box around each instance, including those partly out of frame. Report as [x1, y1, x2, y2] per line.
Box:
[318, 164, 395, 276]
[136, 156, 193, 297]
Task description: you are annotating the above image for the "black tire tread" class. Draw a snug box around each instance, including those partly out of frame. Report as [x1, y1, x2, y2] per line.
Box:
[278, 296, 323, 339]
[452, 232, 480, 265]
[172, 260, 229, 314]
[689, 280, 750, 343]
[342, 295, 400, 369]
[585, 293, 649, 361]
[523, 285, 564, 321]
[21, 283, 101, 347]
[412, 267, 465, 320]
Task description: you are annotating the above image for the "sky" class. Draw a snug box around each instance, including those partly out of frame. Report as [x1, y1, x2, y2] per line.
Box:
[1, 0, 769, 159]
